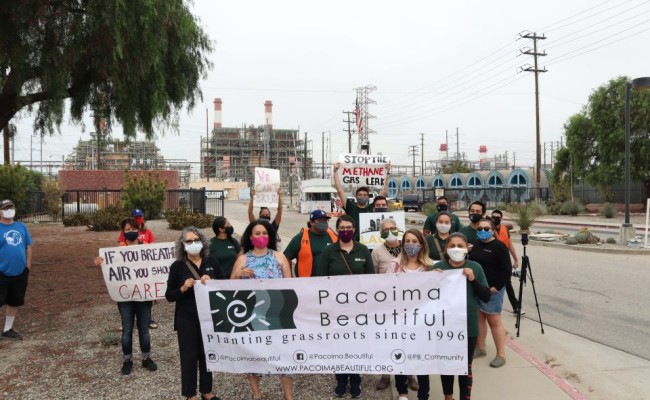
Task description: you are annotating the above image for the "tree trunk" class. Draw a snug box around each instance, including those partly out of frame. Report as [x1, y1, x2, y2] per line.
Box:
[2, 126, 9, 165]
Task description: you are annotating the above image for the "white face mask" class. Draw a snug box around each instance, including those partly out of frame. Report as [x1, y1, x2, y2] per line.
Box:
[384, 233, 399, 243]
[436, 223, 451, 234]
[2, 209, 16, 220]
[184, 242, 203, 255]
[447, 247, 467, 262]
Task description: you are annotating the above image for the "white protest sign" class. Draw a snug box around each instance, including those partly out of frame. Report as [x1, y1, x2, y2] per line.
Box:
[337, 153, 390, 187]
[359, 211, 406, 249]
[98, 242, 176, 301]
[194, 270, 468, 375]
[254, 167, 281, 208]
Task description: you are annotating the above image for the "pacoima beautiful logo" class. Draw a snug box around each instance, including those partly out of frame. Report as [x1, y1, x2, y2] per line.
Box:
[209, 290, 298, 333]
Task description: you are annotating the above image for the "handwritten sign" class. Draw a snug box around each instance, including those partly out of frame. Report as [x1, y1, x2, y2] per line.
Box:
[98, 242, 176, 302]
[337, 153, 390, 187]
[359, 211, 406, 249]
[254, 167, 281, 208]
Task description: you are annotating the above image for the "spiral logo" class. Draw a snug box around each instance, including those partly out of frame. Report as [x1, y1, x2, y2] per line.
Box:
[209, 290, 298, 333]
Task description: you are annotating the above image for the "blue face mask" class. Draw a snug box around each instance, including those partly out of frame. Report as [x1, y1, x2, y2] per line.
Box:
[477, 230, 493, 241]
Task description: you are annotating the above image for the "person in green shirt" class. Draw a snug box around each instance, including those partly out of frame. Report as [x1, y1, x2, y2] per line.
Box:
[315, 215, 373, 399]
[426, 211, 454, 260]
[422, 196, 463, 236]
[209, 217, 241, 278]
[283, 209, 338, 277]
[458, 200, 486, 244]
[434, 232, 490, 400]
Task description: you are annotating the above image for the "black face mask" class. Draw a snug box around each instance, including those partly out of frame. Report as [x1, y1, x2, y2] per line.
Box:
[436, 204, 448, 212]
[492, 217, 502, 226]
[124, 231, 139, 242]
[469, 213, 482, 223]
[224, 226, 234, 235]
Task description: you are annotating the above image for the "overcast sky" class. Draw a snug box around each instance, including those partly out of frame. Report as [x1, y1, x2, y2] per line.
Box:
[9, 0, 650, 171]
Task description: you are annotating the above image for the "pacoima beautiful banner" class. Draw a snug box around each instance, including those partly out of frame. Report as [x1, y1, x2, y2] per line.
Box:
[337, 153, 390, 187]
[359, 211, 406, 249]
[98, 242, 176, 301]
[194, 270, 468, 375]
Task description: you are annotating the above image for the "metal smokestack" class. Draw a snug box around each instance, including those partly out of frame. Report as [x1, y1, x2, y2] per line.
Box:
[264, 100, 273, 128]
[213, 98, 222, 128]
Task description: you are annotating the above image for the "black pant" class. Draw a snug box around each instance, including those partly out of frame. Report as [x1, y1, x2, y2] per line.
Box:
[506, 276, 520, 310]
[336, 373, 361, 386]
[440, 336, 477, 400]
[176, 316, 212, 397]
[395, 374, 430, 399]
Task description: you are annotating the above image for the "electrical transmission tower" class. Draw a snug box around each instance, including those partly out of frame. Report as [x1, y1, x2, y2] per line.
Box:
[354, 85, 377, 154]
[519, 31, 547, 188]
[408, 145, 419, 177]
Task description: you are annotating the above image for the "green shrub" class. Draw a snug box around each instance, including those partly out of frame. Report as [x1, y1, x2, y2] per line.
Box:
[600, 203, 615, 218]
[100, 331, 120, 346]
[89, 205, 129, 232]
[529, 199, 547, 216]
[565, 237, 578, 245]
[63, 213, 92, 227]
[121, 171, 168, 220]
[560, 200, 584, 216]
[572, 228, 600, 244]
[0, 164, 43, 214]
[513, 203, 541, 232]
[606, 237, 616, 244]
[42, 179, 64, 220]
[165, 208, 214, 230]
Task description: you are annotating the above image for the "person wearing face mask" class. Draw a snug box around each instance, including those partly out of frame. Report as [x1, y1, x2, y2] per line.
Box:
[385, 229, 433, 400]
[209, 217, 242, 278]
[94, 218, 158, 375]
[333, 162, 391, 241]
[434, 233, 490, 400]
[468, 218, 512, 369]
[491, 209, 522, 315]
[283, 209, 338, 277]
[230, 219, 293, 400]
[0, 199, 33, 341]
[426, 211, 454, 261]
[248, 188, 283, 245]
[422, 196, 463, 236]
[316, 215, 374, 398]
[459, 201, 486, 243]
[166, 226, 223, 400]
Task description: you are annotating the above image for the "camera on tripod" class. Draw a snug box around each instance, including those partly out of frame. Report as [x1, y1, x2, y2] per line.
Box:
[515, 230, 544, 336]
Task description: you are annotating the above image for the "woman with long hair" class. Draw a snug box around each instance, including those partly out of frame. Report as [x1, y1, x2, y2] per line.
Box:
[426, 211, 454, 261]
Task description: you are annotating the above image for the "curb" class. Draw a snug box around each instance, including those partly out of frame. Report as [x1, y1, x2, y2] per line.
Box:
[520, 239, 650, 254]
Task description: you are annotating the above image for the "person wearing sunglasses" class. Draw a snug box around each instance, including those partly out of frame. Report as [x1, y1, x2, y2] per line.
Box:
[468, 218, 512, 369]
[316, 215, 374, 399]
[166, 227, 223, 400]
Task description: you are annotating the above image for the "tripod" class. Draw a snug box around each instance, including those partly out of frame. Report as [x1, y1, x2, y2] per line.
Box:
[515, 233, 544, 337]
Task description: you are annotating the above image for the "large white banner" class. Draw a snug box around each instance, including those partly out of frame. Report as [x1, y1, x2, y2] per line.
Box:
[359, 211, 406, 249]
[254, 167, 281, 208]
[337, 153, 390, 187]
[194, 270, 468, 375]
[98, 242, 176, 301]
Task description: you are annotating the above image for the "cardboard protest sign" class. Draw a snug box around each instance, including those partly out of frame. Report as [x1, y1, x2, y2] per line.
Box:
[98, 242, 176, 301]
[254, 167, 281, 208]
[359, 211, 406, 249]
[337, 153, 390, 187]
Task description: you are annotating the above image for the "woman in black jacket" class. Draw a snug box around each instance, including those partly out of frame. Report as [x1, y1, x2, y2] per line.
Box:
[166, 226, 223, 400]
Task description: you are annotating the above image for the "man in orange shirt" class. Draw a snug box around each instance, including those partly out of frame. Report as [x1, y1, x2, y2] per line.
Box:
[491, 209, 523, 315]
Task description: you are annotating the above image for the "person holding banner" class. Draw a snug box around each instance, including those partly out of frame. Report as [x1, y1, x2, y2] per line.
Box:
[94, 218, 158, 376]
[426, 211, 454, 261]
[283, 209, 338, 277]
[248, 187, 283, 231]
[385, 229, 433, 399]
[166, 227, 222, 400]
[209, 217, 241, 279]
[316, 215, 374, 399]
[230, 219, 293, 400]
[435, 233, 491, 400]
[333, 162, 390, 241]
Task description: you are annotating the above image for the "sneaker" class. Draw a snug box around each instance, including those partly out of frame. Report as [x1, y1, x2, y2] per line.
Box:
[473, 348, 487, 358]
[375, 375, 390, 391]
[350, 384, 361, 398]
[121, 359, 133, 375]
[148, 320, 158, 329]
[334, 382, 347, 398]
[407, 375, 419, 391]
[142, 357, 158, 371]
[0, 329, 22, 340]
[490, 356, 506, 368]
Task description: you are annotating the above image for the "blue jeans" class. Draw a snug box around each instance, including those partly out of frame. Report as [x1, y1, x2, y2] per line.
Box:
[117, 301, 152, 359]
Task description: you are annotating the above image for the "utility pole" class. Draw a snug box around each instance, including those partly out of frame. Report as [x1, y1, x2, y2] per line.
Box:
[408, 145, 419, 177]
[343, 111, 355, 153]
[355, 85, 377, 154]
[455, 127, 460, 161]
[303, 132, 308, 179]
[513, 152, 517, 169]
[543, 142, 547, 168]
[321, 132, 325, 179]
[505, 150, 509, 169]
[520, 31, 547, 188]
[206, 108, 210, 182]
[550, 141, 555, 168]
[420, 133, 425, 175]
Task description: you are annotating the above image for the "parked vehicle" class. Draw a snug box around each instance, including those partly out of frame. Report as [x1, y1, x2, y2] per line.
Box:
[402, 194, 423, 212]
[387, 197, 402, 210]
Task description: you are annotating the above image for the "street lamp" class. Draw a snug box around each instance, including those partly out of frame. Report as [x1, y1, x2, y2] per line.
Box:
[623, 77, 650, 240]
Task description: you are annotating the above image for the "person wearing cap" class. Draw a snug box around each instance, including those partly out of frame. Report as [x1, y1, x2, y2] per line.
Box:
[0, 199, 33, 341]
[117, 208, 158, 329]
[422, 196, 463, 236]
[283, 209, 338, 277]
[117, 209, 156, 245]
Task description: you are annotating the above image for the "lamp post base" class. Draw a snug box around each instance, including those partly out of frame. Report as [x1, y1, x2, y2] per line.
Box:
[620, 223, 635, 244]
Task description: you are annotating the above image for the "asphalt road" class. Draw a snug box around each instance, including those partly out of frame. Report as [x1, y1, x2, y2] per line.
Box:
[222, 200, 650, 361]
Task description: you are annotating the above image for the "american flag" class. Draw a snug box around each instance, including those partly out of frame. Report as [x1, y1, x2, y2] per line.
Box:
[354, 97, 363, 133]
